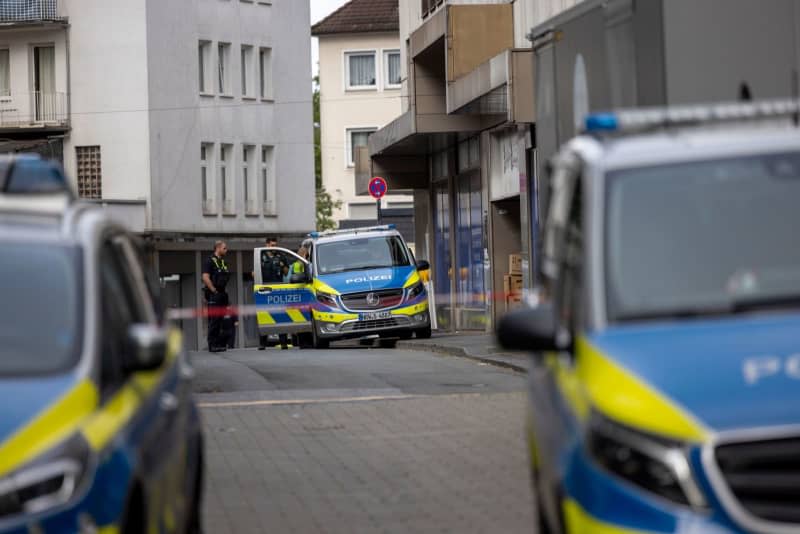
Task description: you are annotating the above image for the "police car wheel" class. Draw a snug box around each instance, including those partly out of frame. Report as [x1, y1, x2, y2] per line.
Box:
[415, 326, 432, 339]
[311, 320, 330, 349]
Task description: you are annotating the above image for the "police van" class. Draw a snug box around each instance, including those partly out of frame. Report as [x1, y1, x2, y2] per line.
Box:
[253, 225, 431, 348]
[0, 155, 203, 533]
[499, 100, 800, 534]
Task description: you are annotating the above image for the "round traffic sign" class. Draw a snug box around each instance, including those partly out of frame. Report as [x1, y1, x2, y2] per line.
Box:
[368, 176, 388, 199]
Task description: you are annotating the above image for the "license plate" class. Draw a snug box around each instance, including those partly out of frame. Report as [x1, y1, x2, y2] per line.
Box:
[361, 311, 391, 321]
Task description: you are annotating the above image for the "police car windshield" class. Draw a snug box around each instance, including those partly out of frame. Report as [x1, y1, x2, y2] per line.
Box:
[316, 236, 410, 275]
[0, 243, 82, 375]
[606, 152, 800, 322]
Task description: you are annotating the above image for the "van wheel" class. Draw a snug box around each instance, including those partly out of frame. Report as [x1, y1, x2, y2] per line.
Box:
[416, 326, 432, 339]
[311, 320, 329, 349]
[297, 333, 313, 349]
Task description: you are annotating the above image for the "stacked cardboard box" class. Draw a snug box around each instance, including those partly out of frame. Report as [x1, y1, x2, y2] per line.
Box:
[504, 253, 523, 312]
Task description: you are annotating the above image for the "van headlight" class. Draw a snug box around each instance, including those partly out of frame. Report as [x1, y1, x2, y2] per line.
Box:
[316, 291, 338, 308]
[0, 433, 93, 519]
[406, 282, 425, 300]
[586, 412, 705, 508]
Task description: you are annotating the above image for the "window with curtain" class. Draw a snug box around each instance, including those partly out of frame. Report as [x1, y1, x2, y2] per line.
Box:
[33, 45, 55, 121]
[347, 128, 377, 167]
[346, 52, 376, 89]
[218, 43, 230, 94]
[384, 50, 401, 88]
[0, 50, 9, 97]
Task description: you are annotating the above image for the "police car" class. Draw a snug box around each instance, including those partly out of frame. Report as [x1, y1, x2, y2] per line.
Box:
[498, 101, 800, 533]
[0, 155, 203, 533]
[253, 225, 431, 348]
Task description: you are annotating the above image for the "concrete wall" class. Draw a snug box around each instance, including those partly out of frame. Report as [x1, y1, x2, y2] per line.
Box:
[318, 32, 412, 222]
[513, 0, 583, 48]
[145, 0, 314, 235]
[62, 0, 152, 203]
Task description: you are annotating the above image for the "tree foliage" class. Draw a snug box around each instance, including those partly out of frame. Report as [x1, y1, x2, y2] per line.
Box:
[314, 75, 342, 231]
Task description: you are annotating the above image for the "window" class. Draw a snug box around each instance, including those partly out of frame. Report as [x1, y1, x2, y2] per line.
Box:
[241, 45, 254, 97]
[76, 145, 101, 199]
[0, 49, 9, 97]
[345, 51, 376, 89]
[261, 145, 276, 215]
[384, 50, 401, 89]
[198, 41, 212, 93]
[458, 137, 480, 172]
[220, 144, 234, 214]
[218, 42, 230, 95]
[346, 127, 376, 167]
[259, 47, 272, 99]
[201, 143, 215, 214]
[33, 45, 55, 121]
[243, 144, 258, 215]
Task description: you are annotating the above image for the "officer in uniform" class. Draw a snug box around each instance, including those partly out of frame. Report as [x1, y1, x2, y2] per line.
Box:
[202, 241, 231, 352]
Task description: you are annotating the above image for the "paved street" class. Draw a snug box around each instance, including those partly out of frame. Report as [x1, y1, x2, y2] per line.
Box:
[192, 344, 534, 533]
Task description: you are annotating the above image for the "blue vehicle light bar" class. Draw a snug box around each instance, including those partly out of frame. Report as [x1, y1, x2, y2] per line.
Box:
[0, 155, 73, 197]
[584, 99, 800, 135]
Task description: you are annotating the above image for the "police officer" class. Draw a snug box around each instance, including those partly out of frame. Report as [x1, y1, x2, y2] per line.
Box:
[202, 240, 231, 352]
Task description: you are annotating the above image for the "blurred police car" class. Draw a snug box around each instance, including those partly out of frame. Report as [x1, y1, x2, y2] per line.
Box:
[499, 101, 800, 533]
[0, 155, 203, 534]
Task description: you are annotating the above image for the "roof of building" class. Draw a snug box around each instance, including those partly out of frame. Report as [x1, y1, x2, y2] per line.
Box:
[311, 0, 399, 37]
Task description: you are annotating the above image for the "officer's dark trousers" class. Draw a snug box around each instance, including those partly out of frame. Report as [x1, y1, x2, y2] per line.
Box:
[207, 291, 229, 349]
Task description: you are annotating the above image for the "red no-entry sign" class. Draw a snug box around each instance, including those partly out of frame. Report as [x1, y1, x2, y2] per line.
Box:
[369, 177, 388, 199]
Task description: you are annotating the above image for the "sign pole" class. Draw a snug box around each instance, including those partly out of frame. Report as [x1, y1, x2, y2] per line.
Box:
[369, 176, 388, 226]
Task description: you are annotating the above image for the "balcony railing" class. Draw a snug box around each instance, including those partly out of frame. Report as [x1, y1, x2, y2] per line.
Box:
[421, 0, 445, 19]
[0, 0, 60, 23]
[0, 92, 68, 128]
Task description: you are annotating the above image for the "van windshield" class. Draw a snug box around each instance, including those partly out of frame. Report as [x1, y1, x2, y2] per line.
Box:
[0, 243, 83, 375]
[606, 152, 800, 322]
[316, 236, 411, 275]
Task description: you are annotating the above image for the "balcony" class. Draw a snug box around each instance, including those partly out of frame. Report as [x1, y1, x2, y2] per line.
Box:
[0, 92, 69, 131]
[0, 0, 64, 25]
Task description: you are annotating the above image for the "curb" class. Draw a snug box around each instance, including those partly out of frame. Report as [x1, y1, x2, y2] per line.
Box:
[396, 341, 528, 374]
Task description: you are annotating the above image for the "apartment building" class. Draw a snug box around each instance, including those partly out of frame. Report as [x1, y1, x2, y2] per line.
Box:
[0, 0, 314, 348]
[312, 0, 414, 240]
[365, 0, 581, 332]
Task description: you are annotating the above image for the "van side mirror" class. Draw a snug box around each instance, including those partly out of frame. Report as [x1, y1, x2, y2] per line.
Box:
[496, 302, 569, 353]
[125, 324, 168, 372]
[290, 271, 311, 284]
[416, 260, 430, 271]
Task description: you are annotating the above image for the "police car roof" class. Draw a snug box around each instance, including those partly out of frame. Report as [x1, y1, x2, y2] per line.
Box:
[312, 227, 402, 245]
[577, 121, 800, 172]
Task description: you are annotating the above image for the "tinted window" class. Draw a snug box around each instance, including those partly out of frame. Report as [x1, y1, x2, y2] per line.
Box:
[0, 243, 82, 375]
[606, 152, 800, 321]
[316, 236, 410, 275]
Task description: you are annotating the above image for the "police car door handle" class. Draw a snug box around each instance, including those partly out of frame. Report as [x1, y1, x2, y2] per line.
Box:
[257, 287, 273, 295]
[159, 392, 179, 412]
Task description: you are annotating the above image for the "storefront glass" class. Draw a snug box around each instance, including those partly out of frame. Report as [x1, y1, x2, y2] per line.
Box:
[455, 170, 486, 330]
[433, 180, 452, 330]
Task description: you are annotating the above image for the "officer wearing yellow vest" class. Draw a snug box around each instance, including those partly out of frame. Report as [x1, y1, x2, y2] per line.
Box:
[202, 240, 231, 352]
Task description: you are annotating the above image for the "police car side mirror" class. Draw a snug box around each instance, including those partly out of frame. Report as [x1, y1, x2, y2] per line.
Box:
[416, 260, 430, 271]
[290, 271, 311, 284]
[125, 324, 168, 372]
[496, 303, 568, 354]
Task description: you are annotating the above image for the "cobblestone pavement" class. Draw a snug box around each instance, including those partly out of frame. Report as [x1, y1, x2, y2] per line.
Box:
[200, 391, 533, 534]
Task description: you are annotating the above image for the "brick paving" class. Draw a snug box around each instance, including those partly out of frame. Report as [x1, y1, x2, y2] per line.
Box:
[201, 392, 534, 534]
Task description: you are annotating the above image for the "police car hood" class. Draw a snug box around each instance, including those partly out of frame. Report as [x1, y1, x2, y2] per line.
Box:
[588, 312, 800, 433]
[0, 373, 82, 450]
[318, 266, 416, 293]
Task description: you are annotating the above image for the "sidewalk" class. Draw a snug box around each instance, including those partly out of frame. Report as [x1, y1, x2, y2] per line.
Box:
[397, 333, 531, 373]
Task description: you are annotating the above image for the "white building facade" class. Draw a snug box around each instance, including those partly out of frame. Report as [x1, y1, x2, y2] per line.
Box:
[0, 0, 315, 349]
[313, 0, 414, 232]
